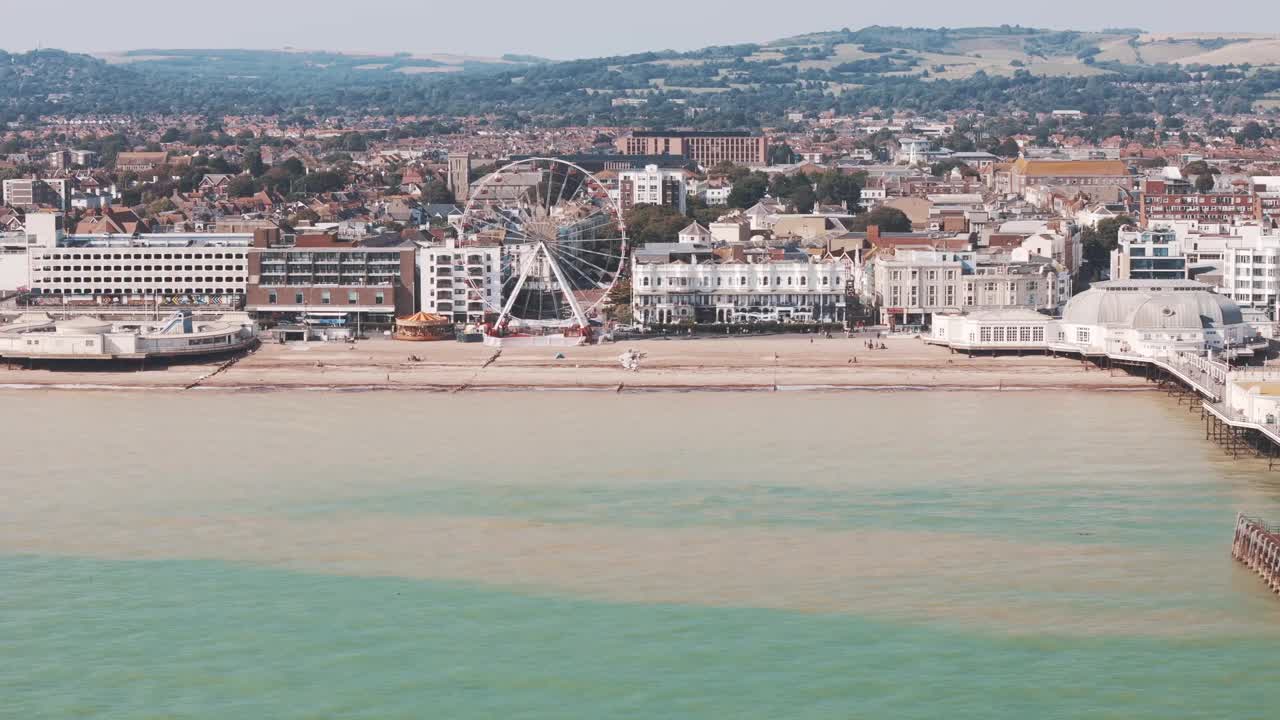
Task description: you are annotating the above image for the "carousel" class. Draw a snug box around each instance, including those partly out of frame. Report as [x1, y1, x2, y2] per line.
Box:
[393, 312, 455, 342]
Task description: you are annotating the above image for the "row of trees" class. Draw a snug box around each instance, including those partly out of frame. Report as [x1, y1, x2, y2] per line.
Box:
[5, 47, 1280, 131]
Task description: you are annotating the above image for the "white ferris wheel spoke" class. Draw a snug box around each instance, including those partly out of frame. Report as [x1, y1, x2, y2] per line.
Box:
[544, 242, 626, 261]
[540, 242, 589, 327]
[545, 246, 604, 290]
[546, 241, 619, 275]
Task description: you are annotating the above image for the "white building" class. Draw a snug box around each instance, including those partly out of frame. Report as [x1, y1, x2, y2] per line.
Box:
[930, 280, 1261, 360]
[896, 138, 932, 166]
[417, 238, 502, 324]
[704, 186, 731, 206]
[1111, 227, 1188, 281]
[24, 230, 252, 308]
[616, 165, 686, 213]
[2, 178, 70, 211]
[677, 222, 712, 245]
[1132, 223, 1280, 312]
[0, 312, 256, 360]
[872, 248, 1066, 326]
[633, 254, 848, 325]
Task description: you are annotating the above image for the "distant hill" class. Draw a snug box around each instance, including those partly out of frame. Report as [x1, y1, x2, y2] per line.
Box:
[93, 48, 539, 77]
[2, 27, 1280, 124]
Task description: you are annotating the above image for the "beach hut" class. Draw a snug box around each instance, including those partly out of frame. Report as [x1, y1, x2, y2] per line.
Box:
[394, 312, 454, 342]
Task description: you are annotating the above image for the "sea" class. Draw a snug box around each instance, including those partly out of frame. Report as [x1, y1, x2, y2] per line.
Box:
[3, 389, 1280, 718]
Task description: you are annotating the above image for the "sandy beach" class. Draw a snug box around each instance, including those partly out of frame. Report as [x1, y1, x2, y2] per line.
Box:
[0, 334, 1149, 392]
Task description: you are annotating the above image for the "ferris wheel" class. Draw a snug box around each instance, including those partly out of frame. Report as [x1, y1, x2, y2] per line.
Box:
[458, 158, 628, 330]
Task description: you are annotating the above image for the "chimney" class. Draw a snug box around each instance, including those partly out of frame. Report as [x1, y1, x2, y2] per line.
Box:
[867, 225, 881, 245]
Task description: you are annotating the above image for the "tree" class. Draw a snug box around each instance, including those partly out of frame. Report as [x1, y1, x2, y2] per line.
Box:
[421, 180, 456, 204]
[245, 150, 265, 178]
[1237, 121, 1267, 146]
[1080, 215, 1134, 279]
[767, 143, 796, 165]
[226, 175, 257, 198]
[604, 277, 633, 323]
[1195, 173, 1217, 193]
[814, 170, 862, 211]
[146, 197, 176, 216]
[727, 172, 769, 209]
[851, 207, 912, 233]
[625, 204, 692, 245]
[989, 137, 1022, 158]
[685, 196, 724, 227]
[929, 159, 978, 178]
[160, 128, 181, 143]
[299, 171, 346, 194]
[791, 185, 817, 213]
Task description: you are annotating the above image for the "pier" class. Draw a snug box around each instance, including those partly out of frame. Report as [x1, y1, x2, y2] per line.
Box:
[1232, 514, 1280, 594]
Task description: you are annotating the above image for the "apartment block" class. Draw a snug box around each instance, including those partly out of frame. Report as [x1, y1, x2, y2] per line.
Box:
[615, 131, 767, 166]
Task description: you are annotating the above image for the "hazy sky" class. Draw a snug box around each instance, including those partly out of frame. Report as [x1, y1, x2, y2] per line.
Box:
[6, 1, 1278, 59]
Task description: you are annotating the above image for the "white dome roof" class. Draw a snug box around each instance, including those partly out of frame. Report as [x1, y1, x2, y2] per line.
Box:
[1129, 293, 1243, 329]
[1062, 283, 1244, 330]
[1061, 289, 1148, 325]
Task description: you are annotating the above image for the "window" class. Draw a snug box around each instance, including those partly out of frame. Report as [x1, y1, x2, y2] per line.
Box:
[1020, 327, 1032, 343]
[375, 292, 385, 304]
[980, 326, 993, 343]
[992, 327, 1005, 343]
[1032, 327, 1045, 343]
[268, 291, 277, 305]
[348, 291, 359, 305]
[295, 292, 304, 304]
[1076, 328, 1090, 343]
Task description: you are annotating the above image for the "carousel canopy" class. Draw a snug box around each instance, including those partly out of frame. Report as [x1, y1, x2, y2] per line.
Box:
[396, 312, 452, 326]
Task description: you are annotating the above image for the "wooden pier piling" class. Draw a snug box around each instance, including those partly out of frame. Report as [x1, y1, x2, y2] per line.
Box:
[1232, 513, 1280, 595]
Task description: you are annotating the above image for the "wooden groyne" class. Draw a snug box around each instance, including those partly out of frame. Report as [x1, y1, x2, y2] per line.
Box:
[1232, 513, 1280, 594]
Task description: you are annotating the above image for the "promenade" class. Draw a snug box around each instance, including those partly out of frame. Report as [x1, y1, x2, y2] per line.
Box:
[0, 334, 1150, 392]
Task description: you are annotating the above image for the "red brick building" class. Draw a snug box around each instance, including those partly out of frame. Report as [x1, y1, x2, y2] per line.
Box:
[1140, 179, 1257, 226]
[245, 228, 415, 330]
[615, 131, 767, 166]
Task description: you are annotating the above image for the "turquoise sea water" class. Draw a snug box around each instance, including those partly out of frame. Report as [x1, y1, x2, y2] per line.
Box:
[4, 555, 1276, 720]
[3, 391, 1280, 717]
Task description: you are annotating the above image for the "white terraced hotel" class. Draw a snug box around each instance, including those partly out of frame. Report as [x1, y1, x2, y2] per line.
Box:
[632, 246, 850, 325]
